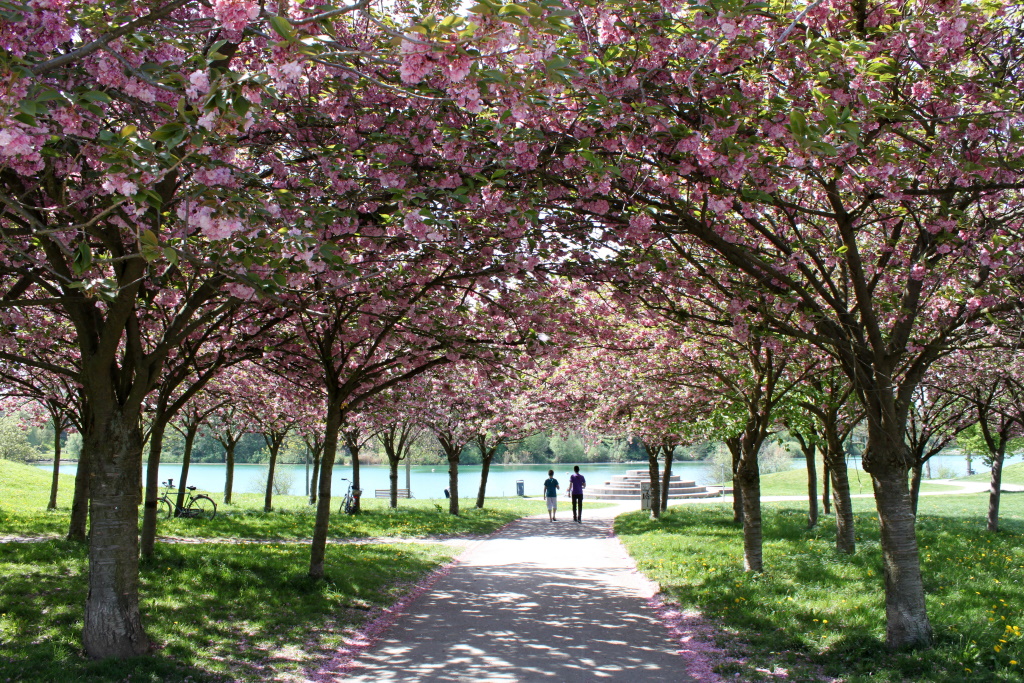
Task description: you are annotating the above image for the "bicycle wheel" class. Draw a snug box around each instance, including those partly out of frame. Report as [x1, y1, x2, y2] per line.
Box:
[159, 497, 174, 520]
[187, 495, 217, 520]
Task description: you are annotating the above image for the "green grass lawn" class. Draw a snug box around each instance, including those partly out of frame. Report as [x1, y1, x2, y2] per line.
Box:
[961, 460, 1024, 485]
[0, 537, 455, 682]
[757, 464, 949, 497]
[0, 458, 549, 681]
[618, 492, 1024, 682]
[0, 459, 549, 540]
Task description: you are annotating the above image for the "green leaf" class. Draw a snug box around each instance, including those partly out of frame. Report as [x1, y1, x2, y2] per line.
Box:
[80, 91, 111, 104]
[34, 88, 66, 103]
[140, 229, 159, 248]
[499, 4, 532, 17]
[788, 109, 807, 136]
[151, 123, 183, 142]
[269, 15, 296, 40]
[73, 242, 92, 275]
[438, 14, 463, 29]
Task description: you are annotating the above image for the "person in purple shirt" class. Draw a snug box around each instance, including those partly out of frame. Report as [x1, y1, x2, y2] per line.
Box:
[568, 465, 586, 523]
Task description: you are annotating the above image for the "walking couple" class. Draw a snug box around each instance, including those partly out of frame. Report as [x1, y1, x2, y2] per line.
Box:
[543, 466, 586, 522]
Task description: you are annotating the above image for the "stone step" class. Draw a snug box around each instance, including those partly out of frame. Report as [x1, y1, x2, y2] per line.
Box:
[588, 491, 722, 500]
[598, 481, 704, 491]
[591, 483, 706, 493]
[590, 486, 711, 496]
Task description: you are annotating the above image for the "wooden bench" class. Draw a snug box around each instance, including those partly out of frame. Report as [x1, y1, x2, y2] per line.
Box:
[374, 488, 411, 499]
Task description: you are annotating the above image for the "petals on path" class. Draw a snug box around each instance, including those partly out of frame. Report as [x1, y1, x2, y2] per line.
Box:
[305, 559, 459, 682]
[648, 596, 726, 683]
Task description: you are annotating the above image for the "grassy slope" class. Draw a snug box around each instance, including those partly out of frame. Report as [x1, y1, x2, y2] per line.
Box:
[757, 464, 948, 497]
[961, 460, 1024, 485]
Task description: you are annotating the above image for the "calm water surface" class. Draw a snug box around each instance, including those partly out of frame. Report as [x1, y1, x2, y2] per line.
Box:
[41, 451, 993, 498]
[44, 460, 728, 498]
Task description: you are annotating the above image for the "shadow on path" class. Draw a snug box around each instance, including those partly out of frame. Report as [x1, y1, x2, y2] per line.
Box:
[338, 515, 692, 682]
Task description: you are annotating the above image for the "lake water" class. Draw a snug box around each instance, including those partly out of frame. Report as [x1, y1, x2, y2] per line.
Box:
[40, 451, 999, 499]
[44, 460, 730, 499]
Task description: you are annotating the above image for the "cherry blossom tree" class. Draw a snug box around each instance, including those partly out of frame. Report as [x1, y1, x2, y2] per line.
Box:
[0, 357, 83, 512]
[906, 372, 974, 513]
[377, 417, 425, 508]
[139, 313, 277, 556]
[787, 364, 861, 551]
[940, 349, 1024, 531]
[431, 0, 1024, 648]
[243, 368, 307, 512]
[163, 388, 232, 515]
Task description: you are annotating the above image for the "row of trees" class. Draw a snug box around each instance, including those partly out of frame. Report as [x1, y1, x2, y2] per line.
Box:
[2, 0, 1023, 662]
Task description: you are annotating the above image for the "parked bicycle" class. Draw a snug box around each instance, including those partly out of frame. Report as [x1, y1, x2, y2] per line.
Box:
[159, 479, 217, 520]
[337, 477, 360, 514]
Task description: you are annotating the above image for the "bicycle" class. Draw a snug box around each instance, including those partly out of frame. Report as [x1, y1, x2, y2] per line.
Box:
[158, 479, 217, 520]
[337, 477, 360, 514]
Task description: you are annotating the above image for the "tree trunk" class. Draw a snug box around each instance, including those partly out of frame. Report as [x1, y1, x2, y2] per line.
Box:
[48, 426, 63, 510]
[822, 460, 832, 515]
[389, 457, 400, 509]
[645, 444, 661, 519]
[824, 428, 855, 554]
[661, 445, 674, 512]
[909, 463, 923, 515]
[351, 443, 362, 514]
[140, 411, 167, 558]
[448, 451, 460, 515]
[736, 445, 763, 572]
[309, 404, 342, 579]
[829, 462, 856, 554]
[804, 443, 818, 529]
[870, 465, 932, 648]
[67, 439, 91, 542]
[264, 440, 280, 513]
[223, 441, 235, 505]
[175, 424, 198, 512]
[475, 443, 495, 509]
[81, 407, 151, 659]
[309, 447, 321, 506]
[726, 436, 742, 524]
[988, 451, 1005, 532]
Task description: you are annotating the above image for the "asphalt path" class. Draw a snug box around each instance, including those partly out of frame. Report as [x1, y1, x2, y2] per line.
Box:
[333, 501, 696, 683]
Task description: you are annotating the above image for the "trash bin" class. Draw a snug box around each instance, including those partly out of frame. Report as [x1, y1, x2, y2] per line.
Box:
[516, 480, 525, 497]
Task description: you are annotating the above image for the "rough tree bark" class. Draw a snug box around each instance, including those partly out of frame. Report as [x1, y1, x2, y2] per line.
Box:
[474, 434, 502, 509]
[81, 406, 150, 658]
[174, 422, 199, 513]
[735, 438, 763, 572]
[140, 408, 168, 557]
[309, 401, 343, 579]
[643, 441, 662, 519]
[824, 425, 855, 554]
[48, 424, 63, 511]
[988, 454, 1005, 532]
[792, 431, 818, 529]
[67, 438, 91, 542]
[263, 430, 287, 513]
[660, 444, 675, 513]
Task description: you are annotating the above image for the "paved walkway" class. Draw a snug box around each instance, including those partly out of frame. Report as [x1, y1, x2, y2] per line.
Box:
[331, 502, 696, 683]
